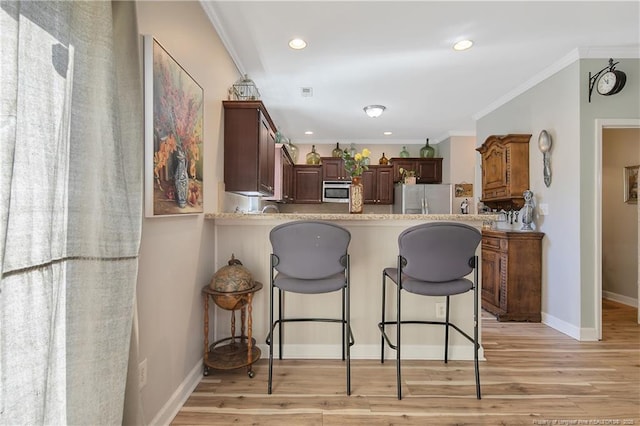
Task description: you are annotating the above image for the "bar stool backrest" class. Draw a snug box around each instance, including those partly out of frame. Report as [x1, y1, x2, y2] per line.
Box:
[270, 221, 351, 280]
[398, 222, 481, 283]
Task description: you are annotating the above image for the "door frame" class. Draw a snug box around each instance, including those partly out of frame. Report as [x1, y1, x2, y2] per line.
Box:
[595, 118, 640, 340]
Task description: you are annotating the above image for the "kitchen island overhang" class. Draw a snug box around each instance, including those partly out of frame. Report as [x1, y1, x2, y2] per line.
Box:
[206, 213, 497, 361]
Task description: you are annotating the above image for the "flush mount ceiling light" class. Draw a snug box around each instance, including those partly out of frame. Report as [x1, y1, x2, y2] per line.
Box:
[288, 38, 307, 50]
[453, 39, 474, 51]
[383, 131, 393, 135]
[304, 130, 314, 135]
[363, 105, 386, 118]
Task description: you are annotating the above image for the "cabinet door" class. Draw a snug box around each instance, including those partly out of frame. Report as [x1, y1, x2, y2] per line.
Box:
[293, 165, 322, 203]
[362, 166, 394, 204]
[391, 159, 416, 182]
[282, 153, 294, 202]
[361, 169, 376, 203]
[481, 246, 502, 312]
[416, 158, 442, 183]
[322, 158, 347, 180]
[258, 112, 275, 195]
[481, 143, 508, 199]
[376, 167, 394, 204]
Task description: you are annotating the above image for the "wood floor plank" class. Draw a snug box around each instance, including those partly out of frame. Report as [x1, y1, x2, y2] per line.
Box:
[171, 300, 640, 425]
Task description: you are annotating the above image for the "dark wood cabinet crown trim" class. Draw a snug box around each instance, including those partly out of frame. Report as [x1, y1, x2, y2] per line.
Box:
[222, 100, 276, 130]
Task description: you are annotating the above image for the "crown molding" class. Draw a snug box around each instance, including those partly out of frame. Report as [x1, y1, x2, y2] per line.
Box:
[200, 1, 244, 76]
[473, 46, 640, 121]
[578, 46, 640, 59]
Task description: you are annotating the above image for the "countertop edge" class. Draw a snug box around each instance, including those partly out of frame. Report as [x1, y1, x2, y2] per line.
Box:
[205, 212, 498, 222]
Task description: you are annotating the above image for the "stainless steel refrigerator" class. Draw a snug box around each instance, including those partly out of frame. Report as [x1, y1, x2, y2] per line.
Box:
[392, 183, 453, 214]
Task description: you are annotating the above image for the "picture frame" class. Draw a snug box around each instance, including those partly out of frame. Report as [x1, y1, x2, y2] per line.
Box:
[454, 183, 473, 198]
[623, 165, 638, 204]
[144, 35, 204, 217]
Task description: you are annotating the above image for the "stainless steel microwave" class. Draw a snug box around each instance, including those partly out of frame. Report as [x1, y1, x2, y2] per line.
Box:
[322, 180, 350, 203]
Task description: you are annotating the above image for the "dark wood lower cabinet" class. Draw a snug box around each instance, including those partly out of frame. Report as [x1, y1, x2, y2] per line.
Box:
[362, 165, 393, 204]
[481, 229, 544, 322]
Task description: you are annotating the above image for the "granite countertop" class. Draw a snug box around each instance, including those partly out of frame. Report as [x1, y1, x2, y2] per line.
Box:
[206, 212, 498, 222]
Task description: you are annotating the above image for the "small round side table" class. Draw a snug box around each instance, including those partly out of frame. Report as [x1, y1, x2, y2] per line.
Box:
[201, 282, 262, 378]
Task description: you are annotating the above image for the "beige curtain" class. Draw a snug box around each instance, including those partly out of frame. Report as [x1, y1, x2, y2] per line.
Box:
[0, 1, 143, 424]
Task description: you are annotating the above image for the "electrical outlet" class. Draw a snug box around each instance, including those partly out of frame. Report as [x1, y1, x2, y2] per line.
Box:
[435, 302, 446, 319]
[139, 358, 148, 389]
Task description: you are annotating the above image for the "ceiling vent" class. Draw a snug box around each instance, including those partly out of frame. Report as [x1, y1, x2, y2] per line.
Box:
[300, 87, 313, 97]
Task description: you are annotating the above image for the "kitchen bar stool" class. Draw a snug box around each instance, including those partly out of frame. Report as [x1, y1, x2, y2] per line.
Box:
[266, 221, 354, 395]
[378, 222, 482, 400]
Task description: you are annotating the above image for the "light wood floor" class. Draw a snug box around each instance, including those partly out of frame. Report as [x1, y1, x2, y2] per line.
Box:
[173, 300, 640, 425]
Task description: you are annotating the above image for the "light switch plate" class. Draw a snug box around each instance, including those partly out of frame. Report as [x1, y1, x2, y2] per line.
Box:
[539, 203, 549, 216]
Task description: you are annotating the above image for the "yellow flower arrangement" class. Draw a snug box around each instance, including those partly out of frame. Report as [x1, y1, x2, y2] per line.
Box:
[342, 148, 371, 177]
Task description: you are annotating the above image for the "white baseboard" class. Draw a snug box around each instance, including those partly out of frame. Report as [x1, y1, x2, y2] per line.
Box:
[603, 291, 638, 308]
[541, 312, 598, 341]
[541, 312, 580, 340]
[149, 359, 203, 426]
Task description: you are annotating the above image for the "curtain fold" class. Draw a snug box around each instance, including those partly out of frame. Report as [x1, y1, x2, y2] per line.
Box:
[0, 1, 143, 424]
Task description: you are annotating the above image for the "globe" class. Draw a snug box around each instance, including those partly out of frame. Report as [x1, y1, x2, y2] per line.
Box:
[209, 255, 255, 310]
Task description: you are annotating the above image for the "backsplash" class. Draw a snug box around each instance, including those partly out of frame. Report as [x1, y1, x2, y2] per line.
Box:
[278, 202, 392, 215]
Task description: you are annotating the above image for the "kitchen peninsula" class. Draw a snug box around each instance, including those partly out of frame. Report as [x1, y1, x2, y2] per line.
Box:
[205, 213, 496, 362]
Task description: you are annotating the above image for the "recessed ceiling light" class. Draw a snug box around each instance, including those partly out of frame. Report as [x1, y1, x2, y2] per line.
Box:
[453, 39, 473, 51]
[289, 38, 307, 50]
[304, 131, 313, 135]
[384, 131, 393, 136]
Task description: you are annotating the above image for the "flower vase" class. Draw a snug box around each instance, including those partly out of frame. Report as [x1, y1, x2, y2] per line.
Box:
[174, 146, 189, 208]
[404, 176, 416, 185]
[349, 176, 364, 214]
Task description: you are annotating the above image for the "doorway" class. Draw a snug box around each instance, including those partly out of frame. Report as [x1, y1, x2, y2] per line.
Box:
[595, 119, 640, 339]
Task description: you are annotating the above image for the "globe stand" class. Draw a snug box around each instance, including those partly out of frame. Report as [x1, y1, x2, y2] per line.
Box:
[202, 282, 263, 378]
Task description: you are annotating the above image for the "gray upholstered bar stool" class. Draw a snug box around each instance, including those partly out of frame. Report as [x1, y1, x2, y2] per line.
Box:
[266, 221, 354, 395]
[378, 222, 482, 400]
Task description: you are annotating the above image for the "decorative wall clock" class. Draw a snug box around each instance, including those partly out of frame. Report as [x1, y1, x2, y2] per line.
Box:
[588, 58, 627, 102]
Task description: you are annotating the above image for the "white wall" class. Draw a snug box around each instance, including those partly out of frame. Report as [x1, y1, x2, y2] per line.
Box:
[476, 62, 583, 335]
[135, 1, 239, 422]
[476, 57, 640, 339]
[439, 136, 477, 213]
[579, 58, 640, 330]
[602, 128, 640, 305]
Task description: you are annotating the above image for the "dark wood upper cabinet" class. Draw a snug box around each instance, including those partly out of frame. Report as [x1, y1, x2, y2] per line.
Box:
[264, 144, 294, 203]
[321, 157, 349, 181]
[223, 101, 276, 196]
[390, 158, 443, 183]
[293, 165, 322, 203]
[476, 134, 530, 210]
[281, 150, 294, 202]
